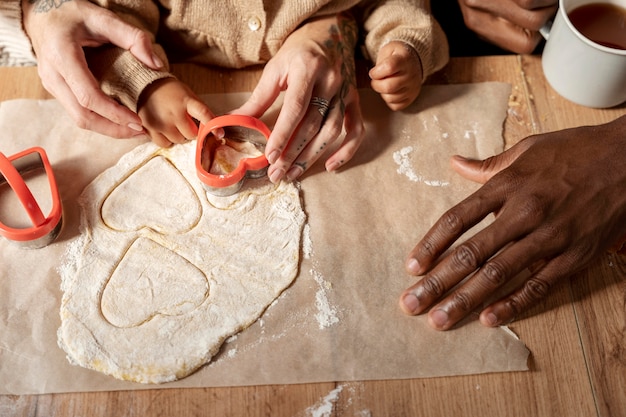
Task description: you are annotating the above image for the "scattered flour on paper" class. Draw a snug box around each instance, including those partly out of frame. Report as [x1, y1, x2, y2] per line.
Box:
[392, 146, 450, 187]
[463, 121, 480, 140]
[300, 218, 340, 330]
[310, 268, 339, 330]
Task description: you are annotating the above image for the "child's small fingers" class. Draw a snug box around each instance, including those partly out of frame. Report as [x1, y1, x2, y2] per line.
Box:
[371, 76, 408, 95]
[175, 115, 199, 140]
[369, 60, 395, 80]
[187, 99, 215, 124]
[151, 131, 174, 148]
[383, 97, 411, 111]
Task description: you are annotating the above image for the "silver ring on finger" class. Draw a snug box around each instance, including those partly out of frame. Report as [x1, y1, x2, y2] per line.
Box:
[310, 96, 331, 119]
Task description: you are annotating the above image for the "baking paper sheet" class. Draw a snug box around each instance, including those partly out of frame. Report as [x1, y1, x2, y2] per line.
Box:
[0, 83, 529, 394]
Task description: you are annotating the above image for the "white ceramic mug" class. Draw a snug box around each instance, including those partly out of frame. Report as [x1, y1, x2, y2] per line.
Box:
[541, 0, 626, 108]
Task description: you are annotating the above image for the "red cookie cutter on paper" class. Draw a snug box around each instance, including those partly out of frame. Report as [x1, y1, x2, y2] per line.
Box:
[0, 147, 62, 248]
[195, 115, 270, 196]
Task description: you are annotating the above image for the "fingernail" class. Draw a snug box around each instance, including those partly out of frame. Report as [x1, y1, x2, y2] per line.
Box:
[406, 258, 420, 274]
[269, 168, 284, 184]
[326, 161, 341, 172]
[128, 122, 143, 132]
[152, 53, 164, 68]
[285, 165, 303, 182]
[401, 293, 420, 314]
[484, 312, 499, 327]
[430, 309, 449, 329]
[268, 150, 280, 165]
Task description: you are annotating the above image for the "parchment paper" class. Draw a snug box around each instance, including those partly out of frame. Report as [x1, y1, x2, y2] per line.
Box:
[0, 83, 529, 395]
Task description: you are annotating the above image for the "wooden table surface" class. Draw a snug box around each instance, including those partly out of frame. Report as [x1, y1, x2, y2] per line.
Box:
[0, 55, 625, 417]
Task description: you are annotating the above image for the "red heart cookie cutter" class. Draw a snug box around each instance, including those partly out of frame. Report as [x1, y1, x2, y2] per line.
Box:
[0, 147, 63, 248]
[195, 115, 270, 196]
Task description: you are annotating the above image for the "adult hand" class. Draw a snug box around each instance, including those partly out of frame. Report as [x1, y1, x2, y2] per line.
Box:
[234, 14, 365, 183]
[22, 0, 162, 138]
[369, 41, 423, 111]
[400, 116, 626, 330]
[457, 0, 558, 53]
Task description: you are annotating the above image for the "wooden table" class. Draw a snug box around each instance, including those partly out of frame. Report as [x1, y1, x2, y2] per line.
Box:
[0, 56, 624, 417]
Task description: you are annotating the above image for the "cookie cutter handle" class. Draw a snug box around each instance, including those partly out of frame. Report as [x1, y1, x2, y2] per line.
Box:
[0, 151, 45, 225]
[0, 147, 62, 243]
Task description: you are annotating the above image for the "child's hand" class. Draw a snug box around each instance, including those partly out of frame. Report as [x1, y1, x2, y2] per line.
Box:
[138, 78, 215, 147]
[369, 41, 423, 111]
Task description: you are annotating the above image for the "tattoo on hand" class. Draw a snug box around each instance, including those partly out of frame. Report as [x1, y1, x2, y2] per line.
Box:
[29, 0, 72, 13]
[324, 13, 358, 117]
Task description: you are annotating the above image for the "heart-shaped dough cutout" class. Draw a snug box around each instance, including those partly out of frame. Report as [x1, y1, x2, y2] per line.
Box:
[58, 142, 304, 384]
[101, 156, 201, 234]
[101, 237, 209, 328]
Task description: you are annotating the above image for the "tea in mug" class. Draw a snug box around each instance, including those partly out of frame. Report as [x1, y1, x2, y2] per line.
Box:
[568, 3, 626, 50]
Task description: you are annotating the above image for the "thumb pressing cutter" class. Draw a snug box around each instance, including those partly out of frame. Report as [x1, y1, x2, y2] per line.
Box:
[195, 115, 271, 196]
[0, 147, 62, 248]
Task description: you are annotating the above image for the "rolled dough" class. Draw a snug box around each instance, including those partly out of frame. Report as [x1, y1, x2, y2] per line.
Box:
[57, 142, 305, 384]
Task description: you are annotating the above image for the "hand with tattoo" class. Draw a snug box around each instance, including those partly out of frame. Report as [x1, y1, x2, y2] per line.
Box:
[22, 0, 161, 139]
[233, 13, 365, 183]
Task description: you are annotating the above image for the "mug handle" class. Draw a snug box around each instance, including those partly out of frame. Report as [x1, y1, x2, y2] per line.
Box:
[539, 21, 552, 40]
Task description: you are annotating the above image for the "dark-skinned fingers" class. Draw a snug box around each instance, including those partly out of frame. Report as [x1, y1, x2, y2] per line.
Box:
[425, 233, 558, 330]
[450, 135, 538, 183]
[401, 243, 487, 318]
[478, 259, 565, 327]
[512, 0, 558, 9]
[462, 9, 543, 53]
[463, 0, 556, 31]
[478, 242, 590, 327]
[406, 183, 507, 275]
[402, 180, 561, 324]
[527, 258, 548, 274]
[401, 205, 536, 319]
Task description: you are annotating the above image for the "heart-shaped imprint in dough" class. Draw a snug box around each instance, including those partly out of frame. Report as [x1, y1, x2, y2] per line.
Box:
[58, 142, 304, 384]
[101, 237, 209, 328]
[101, 156, 201, 234]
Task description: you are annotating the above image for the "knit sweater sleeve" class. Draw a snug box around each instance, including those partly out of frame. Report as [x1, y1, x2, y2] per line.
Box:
[0, 0, 36, 66]
[359, 0, 449, 79]
[86, 0, 172, 112]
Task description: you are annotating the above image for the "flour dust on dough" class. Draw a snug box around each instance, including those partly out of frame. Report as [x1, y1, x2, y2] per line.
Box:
[58, 142, 305, 384]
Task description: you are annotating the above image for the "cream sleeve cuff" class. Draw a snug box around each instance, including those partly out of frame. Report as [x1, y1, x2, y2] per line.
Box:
[0, 0, 37, 66]
[88, 44, 172, 112]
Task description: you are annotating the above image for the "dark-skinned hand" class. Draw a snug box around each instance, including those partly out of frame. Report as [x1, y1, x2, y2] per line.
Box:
[400, 115, 626, 330]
